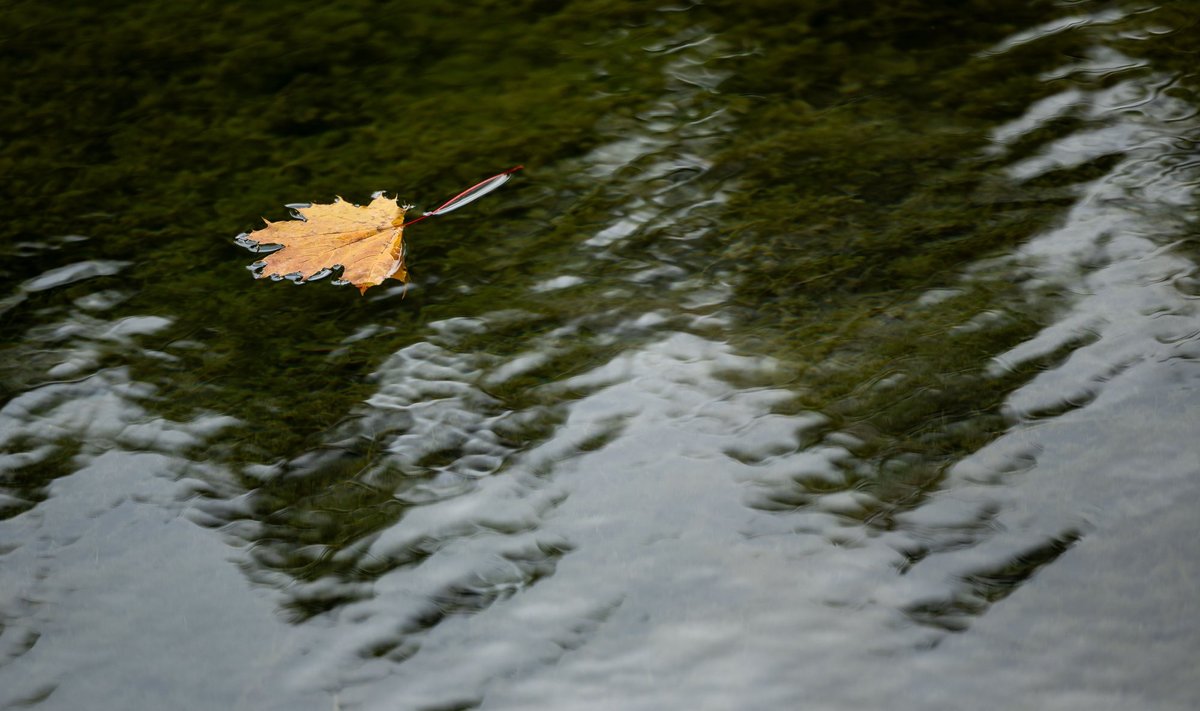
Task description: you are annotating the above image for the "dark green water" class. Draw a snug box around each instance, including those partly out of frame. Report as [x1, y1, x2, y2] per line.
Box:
[2, 1, 1199, 709]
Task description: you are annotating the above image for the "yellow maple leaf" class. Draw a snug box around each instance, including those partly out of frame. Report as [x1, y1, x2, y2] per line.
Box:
[241, 194, 409, 295]
[238, 166, 522, 295]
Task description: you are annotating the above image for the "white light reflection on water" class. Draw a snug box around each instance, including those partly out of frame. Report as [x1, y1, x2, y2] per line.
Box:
[0, 275, 301, 710]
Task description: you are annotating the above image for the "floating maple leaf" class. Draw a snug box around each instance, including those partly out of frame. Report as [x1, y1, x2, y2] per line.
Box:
[238, 166, 522, 295]
[240, 194, 409, 295]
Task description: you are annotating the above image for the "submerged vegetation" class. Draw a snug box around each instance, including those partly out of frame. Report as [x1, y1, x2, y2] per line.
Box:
[3, 0, 1198, 561]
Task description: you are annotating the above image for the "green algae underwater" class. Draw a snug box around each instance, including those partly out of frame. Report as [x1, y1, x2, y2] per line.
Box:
[3, 0, 1200, 708]
[2, 0, 1113, 481]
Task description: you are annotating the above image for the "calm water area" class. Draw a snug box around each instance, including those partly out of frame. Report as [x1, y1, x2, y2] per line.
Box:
[2, 1, 1199, 709]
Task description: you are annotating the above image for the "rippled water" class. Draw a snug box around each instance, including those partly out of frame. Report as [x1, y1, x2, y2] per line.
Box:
[3, 2, 1199, 709]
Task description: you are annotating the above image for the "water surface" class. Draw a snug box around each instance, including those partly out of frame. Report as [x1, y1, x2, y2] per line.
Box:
[2, 1, 1199, 709]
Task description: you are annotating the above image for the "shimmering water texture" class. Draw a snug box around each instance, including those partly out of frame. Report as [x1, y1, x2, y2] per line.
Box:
[2, 1, 1199, 710]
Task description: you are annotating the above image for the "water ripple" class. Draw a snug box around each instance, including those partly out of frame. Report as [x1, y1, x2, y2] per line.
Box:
[4, 4, 1200, 710]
